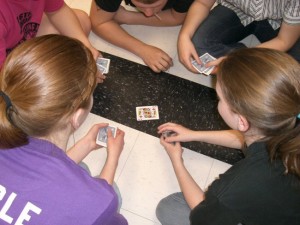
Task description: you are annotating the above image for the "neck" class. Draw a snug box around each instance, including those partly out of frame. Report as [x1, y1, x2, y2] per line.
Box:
[39, 125, 73, 152]
[243, 128, 265, 147]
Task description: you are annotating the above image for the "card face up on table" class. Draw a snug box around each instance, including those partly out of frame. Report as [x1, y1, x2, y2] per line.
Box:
[136, 105, 159, 121]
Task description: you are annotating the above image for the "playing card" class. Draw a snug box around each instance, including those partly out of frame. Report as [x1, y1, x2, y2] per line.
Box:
[136, 105, 159, 121]
[96, 57, 110, 74]
[96, 126, 117, 147]
[161, 130, 177, 138]
[161, 130, 177, 145]
[191, 53, 216, 75]
[96, 64, 106, 74]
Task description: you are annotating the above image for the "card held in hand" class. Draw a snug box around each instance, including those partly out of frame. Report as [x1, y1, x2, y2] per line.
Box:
[136, 105, 159, 121]
[96, 126, 117, 147]
[191, 53, 216, 75]
[96, 57, 110, 74]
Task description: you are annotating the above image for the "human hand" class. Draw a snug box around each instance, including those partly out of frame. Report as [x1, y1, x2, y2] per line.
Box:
[67, 123, 109, 163]
[139, 44, 173, 73]
[92, 51, 107, 83]
[160, 135, 183, 163]
[88, 44, 101, 61]
[106, 128, 125, 163]
[158, 122, 196, 143]
[205, 56, 226, 74]
[96, 70, 106, 83]
[178, 35, 200, 73]
[81, 123, 109, 152]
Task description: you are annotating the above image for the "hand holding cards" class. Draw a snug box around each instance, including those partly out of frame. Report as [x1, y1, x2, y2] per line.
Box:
[96, 126, 117, 147]
[161, 130, 177, 138]
[96, 57, 110, 74]
[191, 53, 216, 75]
[161, 130, 177, 145]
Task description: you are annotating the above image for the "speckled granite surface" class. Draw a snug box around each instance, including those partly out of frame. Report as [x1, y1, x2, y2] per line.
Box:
[92, 52, 244, 164]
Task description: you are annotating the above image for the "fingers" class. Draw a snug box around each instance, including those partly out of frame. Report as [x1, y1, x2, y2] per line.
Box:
[160, 135, 171, 147]
[96, 71, 106, 83]
[151, 56, 173, 73]
[206, 56, 226, 67]
[94, 123, 109, 129]
[141, 45, 173, 73]
[106, 128, 113, 138]
[205, 56, 226, 74]
[115, 128, 125, 138]
[157, 122, 178, 133]
[160, 135, 182, 152]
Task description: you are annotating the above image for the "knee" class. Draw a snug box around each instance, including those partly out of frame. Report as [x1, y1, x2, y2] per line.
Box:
[192, 28, 219, 53]
[156, 192, 190, 225]
[73, 9, 91, 35]
[156, 197, 171, 225]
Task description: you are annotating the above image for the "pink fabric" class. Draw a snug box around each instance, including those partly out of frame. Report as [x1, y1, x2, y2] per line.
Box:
[0, 0, 64, 67]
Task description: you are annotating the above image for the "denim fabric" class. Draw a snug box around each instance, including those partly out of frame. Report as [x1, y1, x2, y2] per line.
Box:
[156, 192, 190, 225]
[192, 5, 300, 62]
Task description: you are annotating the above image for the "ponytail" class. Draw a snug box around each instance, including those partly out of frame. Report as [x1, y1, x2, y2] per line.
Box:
[268, 120, 300, 177]
[0, 91, 28, 148]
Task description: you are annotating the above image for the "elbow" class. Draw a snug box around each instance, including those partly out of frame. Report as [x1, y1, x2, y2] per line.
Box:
[171, 12, 187, 26]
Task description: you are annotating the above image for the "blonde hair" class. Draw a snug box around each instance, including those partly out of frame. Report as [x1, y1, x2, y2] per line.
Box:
[217, 48, 300, 177]
[0, 34, 97, 148]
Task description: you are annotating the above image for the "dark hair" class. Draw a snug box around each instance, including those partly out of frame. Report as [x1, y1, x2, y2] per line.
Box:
[136, 0, 159, 4]
[0, 34, 97, 148]
[217, 48, 300, 177]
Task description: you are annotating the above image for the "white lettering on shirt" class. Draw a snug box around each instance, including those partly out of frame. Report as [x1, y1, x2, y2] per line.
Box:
[0, 184, 42, 224]
[15, 202, 42, 225]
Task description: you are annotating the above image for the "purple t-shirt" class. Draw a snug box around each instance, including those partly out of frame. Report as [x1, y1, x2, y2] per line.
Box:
[0, 0, 64, 67]
[0, 138, 128, 225]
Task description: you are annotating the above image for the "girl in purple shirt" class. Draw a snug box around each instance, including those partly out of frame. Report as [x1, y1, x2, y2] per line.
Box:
[0, 34, 127, 225]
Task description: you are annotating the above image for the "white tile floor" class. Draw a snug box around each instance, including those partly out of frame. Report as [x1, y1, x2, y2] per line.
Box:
[64, 0, 253, 224]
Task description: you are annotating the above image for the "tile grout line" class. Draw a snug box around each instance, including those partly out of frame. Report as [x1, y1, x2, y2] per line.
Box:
[115, 131, 142, 182]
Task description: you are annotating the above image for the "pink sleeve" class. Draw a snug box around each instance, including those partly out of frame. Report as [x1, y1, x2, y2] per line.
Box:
[44, 0, 65, 13]
[0, 24, 6, 67]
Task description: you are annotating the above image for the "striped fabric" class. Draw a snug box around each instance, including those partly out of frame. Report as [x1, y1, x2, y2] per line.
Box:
[217, 0, 300, 30]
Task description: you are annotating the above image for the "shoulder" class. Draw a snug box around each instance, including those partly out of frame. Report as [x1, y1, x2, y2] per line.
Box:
[282, 0, 300, 25]
[196, 142, 300, 224]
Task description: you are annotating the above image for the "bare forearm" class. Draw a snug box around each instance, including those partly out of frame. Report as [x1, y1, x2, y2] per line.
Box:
[258, 38, 295, 52]
[172, 159, 204, 209]
[258, 23, 300, 52]
[92, 21, 147, 56]
[67, 139, 93, 164]
[99, 159, 118, 185]
[191, 130, 244, 149]
[179, 0, 215, 38]
[47, 4, 90, 47]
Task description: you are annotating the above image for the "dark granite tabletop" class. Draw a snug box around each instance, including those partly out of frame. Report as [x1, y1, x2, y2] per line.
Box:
[92, 52, 244, 165]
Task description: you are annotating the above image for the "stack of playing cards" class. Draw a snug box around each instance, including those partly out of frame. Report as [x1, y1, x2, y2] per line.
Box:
[161, 130, 177, 138]
[191, 53, 216, 75]
[96, 126, 117, 147]
[136, 105, 159, 121]
[96, 57, 110, 74]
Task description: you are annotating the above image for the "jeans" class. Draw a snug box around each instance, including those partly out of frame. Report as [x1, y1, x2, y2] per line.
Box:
[156, 192, 191, 225]
[192, 5, 300, 62]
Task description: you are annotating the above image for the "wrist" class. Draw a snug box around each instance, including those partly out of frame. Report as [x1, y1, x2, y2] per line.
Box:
[133, 42, 148, 57]
[105, 154, 119, 168]
[171, 156, 184, 167]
